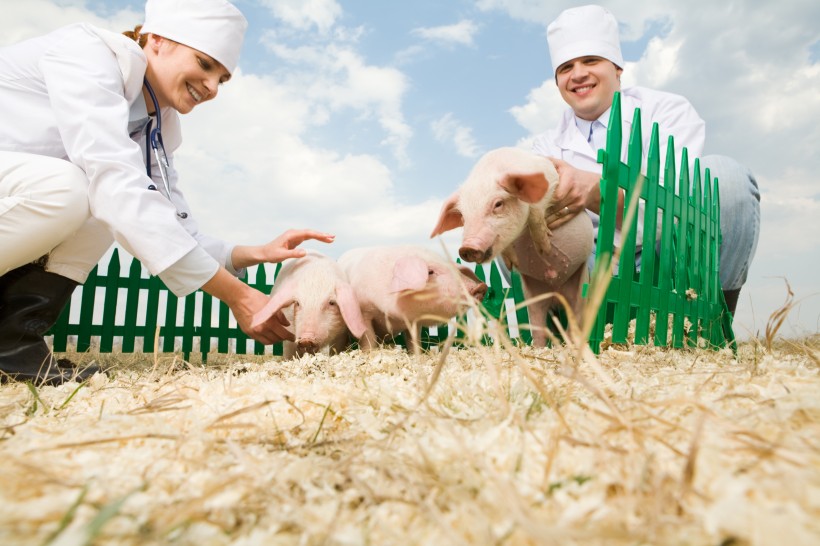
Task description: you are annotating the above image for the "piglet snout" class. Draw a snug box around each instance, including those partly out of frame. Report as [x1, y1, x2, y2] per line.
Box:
[296, 338, 319, 354]
[471, 282, 488, 301]
[459, 246, 491, 264]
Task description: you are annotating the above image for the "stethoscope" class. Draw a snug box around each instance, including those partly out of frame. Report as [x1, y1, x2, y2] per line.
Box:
[143, 78, 187, 219]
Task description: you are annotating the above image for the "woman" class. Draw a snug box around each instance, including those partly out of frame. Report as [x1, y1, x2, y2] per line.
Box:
[0, 0, 332, 385]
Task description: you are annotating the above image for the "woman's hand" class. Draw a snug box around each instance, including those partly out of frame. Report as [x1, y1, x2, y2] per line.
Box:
[546, 157, 602, 228]
[231, 229, 335, 269]
[202, 268, 293, 344]
[236, 285, 294, 344]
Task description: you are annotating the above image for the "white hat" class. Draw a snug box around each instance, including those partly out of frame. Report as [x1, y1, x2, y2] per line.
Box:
[140, 0, 248, 74]
[547, 5, 623, 73]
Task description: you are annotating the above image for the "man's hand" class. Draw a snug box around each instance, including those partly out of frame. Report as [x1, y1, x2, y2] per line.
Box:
[546, 157, 602, 228]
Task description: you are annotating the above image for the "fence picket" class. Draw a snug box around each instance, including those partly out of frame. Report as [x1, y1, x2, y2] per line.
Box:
[122, 257, 142, 353]
[144, 275, 161, 353]
[99, 250, 119, 352]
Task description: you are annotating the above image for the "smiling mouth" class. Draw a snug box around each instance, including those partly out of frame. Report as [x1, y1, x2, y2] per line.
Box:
[187, 83, 202, 103]
[573, 84, 595, 94]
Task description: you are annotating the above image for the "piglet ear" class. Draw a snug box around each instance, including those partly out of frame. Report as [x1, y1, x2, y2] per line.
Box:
[430, 192, 464, 237]
[497, 154, 559, 204]
[251, 280, 295, 328]
[335, 283, 367, 339]
[389, 255, 429, 293]
[498, 172, 549, 204]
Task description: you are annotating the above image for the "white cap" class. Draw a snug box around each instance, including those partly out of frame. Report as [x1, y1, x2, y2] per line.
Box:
[547, 5, 623, 73]
[140, 0, 248, 74]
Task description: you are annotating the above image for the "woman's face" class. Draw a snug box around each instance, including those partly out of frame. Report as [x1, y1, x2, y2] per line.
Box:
[555, 56, 622, 121]
[145, 35, 231, 114]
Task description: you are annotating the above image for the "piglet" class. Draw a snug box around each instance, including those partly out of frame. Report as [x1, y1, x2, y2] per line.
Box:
[251, 251, 367, 359]
[430, 147, 593, 346]
[337, 245, 488, 352]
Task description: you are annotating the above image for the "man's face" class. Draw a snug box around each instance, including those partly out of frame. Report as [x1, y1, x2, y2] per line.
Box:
[555, 56, 622, 121]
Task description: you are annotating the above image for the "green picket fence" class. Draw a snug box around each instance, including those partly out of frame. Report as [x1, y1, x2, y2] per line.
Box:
[47, 92, 733, 359]
[588, 92, 733, 351]
[48, 251, 285, 360]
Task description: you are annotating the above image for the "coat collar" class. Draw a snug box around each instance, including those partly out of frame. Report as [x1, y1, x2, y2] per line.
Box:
[554, 90, 639, 154]
[84, 24, 147, 105]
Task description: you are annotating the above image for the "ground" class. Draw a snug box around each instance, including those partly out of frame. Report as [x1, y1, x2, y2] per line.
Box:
[1, 336, 818, 546]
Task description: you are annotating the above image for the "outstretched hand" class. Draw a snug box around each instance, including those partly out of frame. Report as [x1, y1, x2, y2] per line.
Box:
[231, 229, 336, 269]
[261, 229, 336, 262]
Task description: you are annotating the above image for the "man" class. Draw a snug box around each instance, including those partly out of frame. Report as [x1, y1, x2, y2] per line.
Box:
[532, 4, 760, 316]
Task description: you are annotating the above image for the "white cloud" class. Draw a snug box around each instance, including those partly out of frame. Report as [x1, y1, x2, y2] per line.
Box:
[174, 71, 416, 254]
[1, 0, 140, 45]
[258, 0, 343, 33]
[261, 38, 413, 164]
[474, 0, 670, 41]
[411, 20, 480, 47]
[431, 113, 483, 158]
[621, 37, 682, 89]
[507, 79, 565, 136]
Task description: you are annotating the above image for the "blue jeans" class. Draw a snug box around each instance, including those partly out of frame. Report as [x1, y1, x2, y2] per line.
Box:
[701, 155, 761, 291]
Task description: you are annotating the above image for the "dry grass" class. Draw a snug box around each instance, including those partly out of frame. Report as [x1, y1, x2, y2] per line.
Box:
[2, 282, 820, 546]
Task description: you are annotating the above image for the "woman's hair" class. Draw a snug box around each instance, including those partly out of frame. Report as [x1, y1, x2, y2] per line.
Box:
[122, 25, 148, 48]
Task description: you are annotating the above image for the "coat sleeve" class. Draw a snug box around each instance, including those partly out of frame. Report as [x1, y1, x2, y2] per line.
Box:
[630, 87, 706, 171]
[144, 84, 244, 279]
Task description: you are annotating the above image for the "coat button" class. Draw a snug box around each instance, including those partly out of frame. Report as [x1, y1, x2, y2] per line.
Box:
[178, 212, 188, 219]
[148, 184, 157, 191]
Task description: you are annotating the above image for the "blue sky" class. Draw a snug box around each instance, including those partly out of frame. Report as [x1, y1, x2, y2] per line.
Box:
[4, 0, 819, 339]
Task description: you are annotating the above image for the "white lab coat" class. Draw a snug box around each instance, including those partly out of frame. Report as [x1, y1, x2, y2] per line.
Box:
[532, 86, 705, 174]
[531, 86, 706, 255]
[0, 23, 237, 295]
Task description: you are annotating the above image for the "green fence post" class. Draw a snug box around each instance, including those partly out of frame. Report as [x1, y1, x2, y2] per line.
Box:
[99, 250, 120, 353]
[200, 293, 213, 362]
[76, 265, 97, 353]
[589, 92, 623, 352]
[635, 123, 661, 345]
[612, 106, 643, 344]
[250, 265, 269, 356]
[144, 276, 161, 353]
[655, 138, 677, 347]
[181, 290, 197, 361]
[121, 258, 142, 353]
[51, 295, 71, 352]
[162, 283, 178, 354]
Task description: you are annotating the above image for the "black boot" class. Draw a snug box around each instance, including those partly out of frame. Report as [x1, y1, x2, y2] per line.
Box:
[723, 288, 740, 316]
[0, 264, 100, 385]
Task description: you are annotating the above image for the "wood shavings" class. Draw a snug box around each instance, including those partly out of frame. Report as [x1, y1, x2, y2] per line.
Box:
[1, 338, 818, 545]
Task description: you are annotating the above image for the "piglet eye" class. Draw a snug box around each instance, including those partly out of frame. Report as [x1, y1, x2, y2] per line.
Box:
[328, 299, 337, 306]
[493, 199, 503, 211]
[428, 269, 435, 276]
